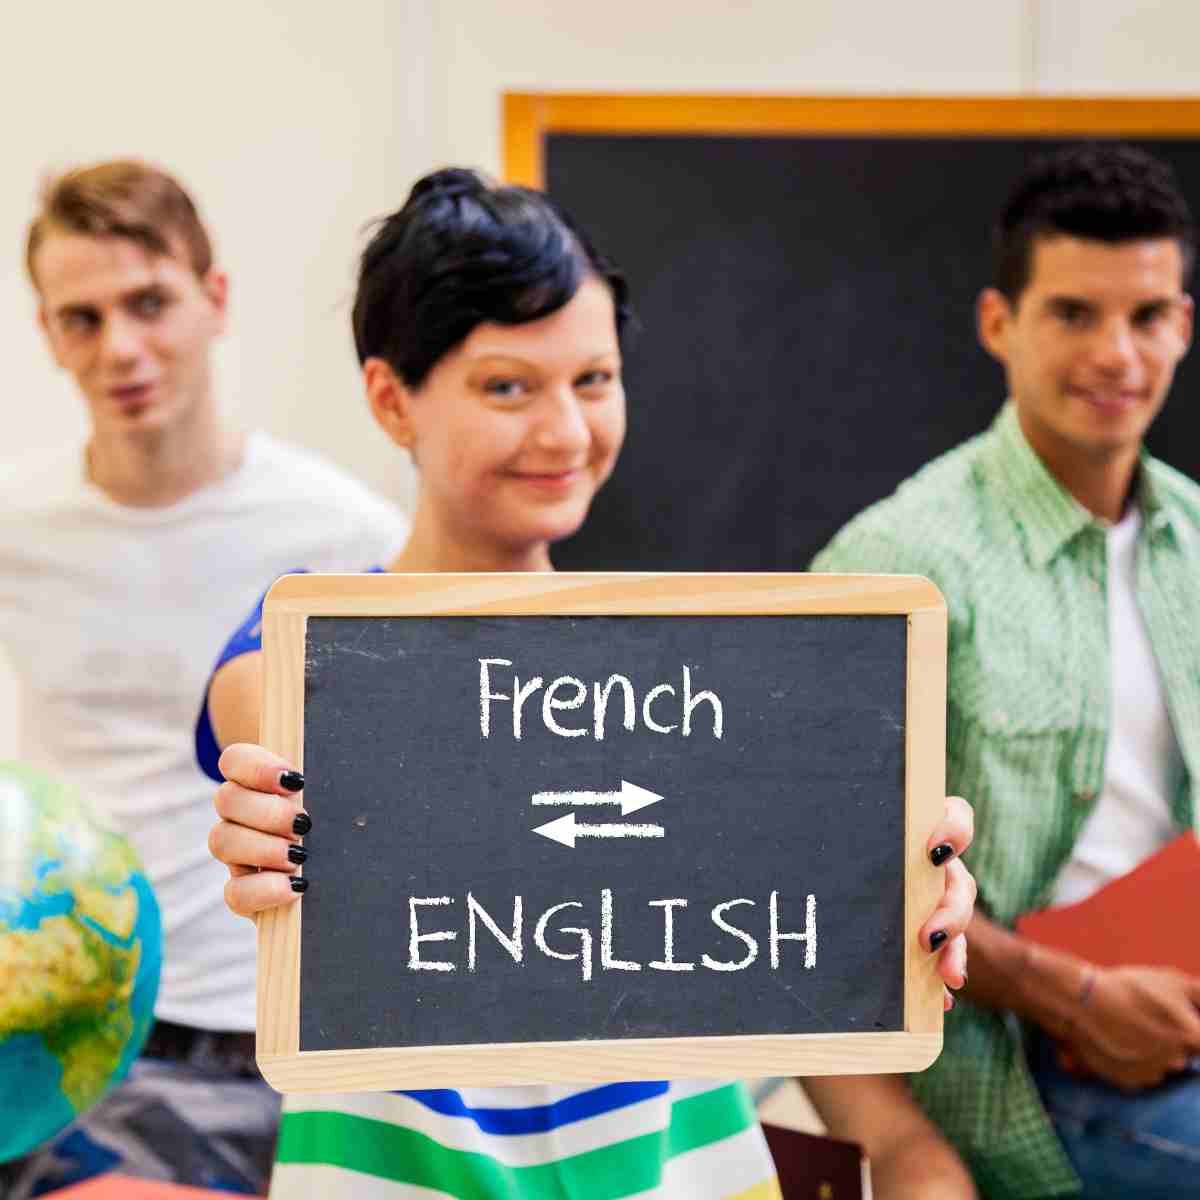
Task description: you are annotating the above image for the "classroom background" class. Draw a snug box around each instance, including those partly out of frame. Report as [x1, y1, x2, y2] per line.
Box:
[1, 0, 1193, 754]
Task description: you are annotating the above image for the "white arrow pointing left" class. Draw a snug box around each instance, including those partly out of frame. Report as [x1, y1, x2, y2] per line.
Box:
[532, 812, 665, 849]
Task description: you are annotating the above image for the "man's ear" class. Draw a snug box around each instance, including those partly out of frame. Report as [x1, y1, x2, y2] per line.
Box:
[200, 268, 229, 335]
[976, 287, 1015, 366]
[364, 358, 416, 452]
[1177, 293, 1194, 356]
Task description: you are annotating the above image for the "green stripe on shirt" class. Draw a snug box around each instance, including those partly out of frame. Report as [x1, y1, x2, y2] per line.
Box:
[275, 1082, 760, 1200]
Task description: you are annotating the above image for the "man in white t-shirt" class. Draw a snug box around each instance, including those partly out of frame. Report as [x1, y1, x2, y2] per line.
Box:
[0, 160, 407, 1196]
[813, 145, 1200, 1199]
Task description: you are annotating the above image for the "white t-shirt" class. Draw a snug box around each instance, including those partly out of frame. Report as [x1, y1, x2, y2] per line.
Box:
[1051, 508, 1182, 907]
[0, 433, 408, 1031]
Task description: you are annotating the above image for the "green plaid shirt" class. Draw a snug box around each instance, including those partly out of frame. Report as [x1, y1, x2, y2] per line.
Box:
[811, 402, 1200, 1200]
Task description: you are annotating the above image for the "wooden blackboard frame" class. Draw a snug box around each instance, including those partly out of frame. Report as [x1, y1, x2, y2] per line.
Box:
[503, 93, 1200, 187]
[255, 572, 946, 1092]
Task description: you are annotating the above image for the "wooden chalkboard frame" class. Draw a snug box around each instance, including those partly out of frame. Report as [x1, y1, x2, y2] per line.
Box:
[255, 572, 946, 1092]
[503, 93, 1200, 187]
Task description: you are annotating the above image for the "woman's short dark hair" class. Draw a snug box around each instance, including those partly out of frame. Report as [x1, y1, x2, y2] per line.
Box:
[352, 168, 632, 387]
[993, 143, 1196, 305]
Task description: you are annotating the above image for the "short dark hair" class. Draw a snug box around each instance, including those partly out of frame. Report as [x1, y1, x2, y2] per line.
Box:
[27, 160, 213, 287]
[352, 168, 632, 387]
[993, 143, 1196, 304]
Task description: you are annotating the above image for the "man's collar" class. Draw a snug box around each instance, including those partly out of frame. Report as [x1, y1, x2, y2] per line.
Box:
[980, 403, 1107, 569]
[1136, 454, 1172, 532]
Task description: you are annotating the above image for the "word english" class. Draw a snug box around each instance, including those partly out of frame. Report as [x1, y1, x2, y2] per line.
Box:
[408, 889, 816, 980]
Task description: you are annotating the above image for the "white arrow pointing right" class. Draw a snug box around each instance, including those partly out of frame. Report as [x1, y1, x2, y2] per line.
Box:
[531, 779, 662, 816]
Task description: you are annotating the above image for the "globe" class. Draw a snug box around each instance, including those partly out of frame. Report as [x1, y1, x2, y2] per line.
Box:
[0, 761, 161, 1162]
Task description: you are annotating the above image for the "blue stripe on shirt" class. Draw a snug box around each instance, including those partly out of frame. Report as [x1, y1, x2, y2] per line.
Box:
[394, 1082, 670, 1136]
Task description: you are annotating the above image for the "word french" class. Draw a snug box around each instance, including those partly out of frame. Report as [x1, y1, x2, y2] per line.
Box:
[480, 659, 724, 740]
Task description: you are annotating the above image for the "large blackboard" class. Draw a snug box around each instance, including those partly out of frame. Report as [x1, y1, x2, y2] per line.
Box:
[543, 133, 1200, 570]
[254, 573, 947, 1091]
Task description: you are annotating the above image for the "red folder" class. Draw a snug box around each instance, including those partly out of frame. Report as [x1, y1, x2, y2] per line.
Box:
[1015, 832, 1200, 973]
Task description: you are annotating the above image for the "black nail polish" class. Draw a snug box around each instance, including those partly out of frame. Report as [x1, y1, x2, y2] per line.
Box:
[280, 770, 304, 792]
[290, 876, 309, 893]
[287, 845, 308, 864]
[930, 842, 955, 867]
[930, 930, 949, 951]
[292, 812, 312, 835]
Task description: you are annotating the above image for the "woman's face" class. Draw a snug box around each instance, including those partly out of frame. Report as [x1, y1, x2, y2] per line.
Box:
[400, 276, 625, 558]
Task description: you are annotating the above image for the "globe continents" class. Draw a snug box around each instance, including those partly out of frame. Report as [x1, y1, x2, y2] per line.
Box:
[0, 761, 162, 1162]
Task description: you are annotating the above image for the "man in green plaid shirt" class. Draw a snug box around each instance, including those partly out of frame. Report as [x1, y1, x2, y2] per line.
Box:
[813, 145, 1200, 1199]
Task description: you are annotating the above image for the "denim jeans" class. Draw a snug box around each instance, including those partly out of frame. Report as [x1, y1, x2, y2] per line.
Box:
[1031, 1032, 1200, 1199]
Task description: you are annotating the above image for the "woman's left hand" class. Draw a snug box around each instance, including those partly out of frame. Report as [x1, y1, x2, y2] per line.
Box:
[923, 795, 976, 1010]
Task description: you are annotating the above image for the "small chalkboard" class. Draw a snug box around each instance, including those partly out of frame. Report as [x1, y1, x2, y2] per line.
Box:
[254, 573, 946, 1092]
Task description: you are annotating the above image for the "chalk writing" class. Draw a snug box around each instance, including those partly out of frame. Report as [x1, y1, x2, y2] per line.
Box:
[479, 659, 724, 740]
[407, 889, 816, 979]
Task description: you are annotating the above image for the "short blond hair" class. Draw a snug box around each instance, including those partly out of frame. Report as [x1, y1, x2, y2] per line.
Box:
[26, 160, 213, 287]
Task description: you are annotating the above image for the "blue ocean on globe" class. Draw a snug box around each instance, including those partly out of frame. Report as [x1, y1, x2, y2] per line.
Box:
[0, 761, 162, 1162]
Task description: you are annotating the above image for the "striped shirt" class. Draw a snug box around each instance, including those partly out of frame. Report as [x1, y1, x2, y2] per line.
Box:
[812, 402, 1200, 1199]
[198, 585, 781, 1200]
[270, 1081, 779, 1199]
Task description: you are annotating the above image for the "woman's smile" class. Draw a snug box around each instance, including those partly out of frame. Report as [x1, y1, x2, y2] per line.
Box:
[507, 466, 587, 493]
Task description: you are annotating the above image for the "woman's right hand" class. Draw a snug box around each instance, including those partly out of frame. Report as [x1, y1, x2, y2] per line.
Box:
[209, 743, 310, 917]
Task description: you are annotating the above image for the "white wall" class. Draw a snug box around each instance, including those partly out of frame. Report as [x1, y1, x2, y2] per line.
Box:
[4, 0, 1200, 757]
[429, 1, 1031, 174]
[429, 0, 1200, 176]
[1035, 0, 1200, 92]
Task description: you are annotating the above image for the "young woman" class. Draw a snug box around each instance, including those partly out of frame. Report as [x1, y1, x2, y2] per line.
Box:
[202, 168, 976, 1199]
